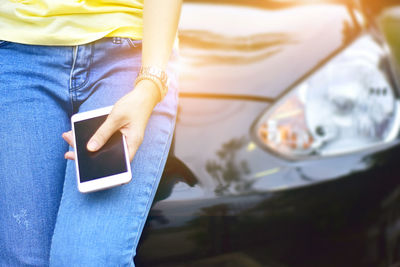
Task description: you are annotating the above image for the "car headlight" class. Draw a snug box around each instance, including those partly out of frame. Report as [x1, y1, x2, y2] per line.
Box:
[253, 35, 400, 160]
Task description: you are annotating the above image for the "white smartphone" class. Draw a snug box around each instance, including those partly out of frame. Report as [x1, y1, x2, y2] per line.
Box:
[71, 106, 132, 193]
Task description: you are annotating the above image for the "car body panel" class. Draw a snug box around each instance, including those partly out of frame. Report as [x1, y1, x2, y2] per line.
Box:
[135, 1, 400, 266]
[137, 147, 400, 266]
[179, 2, 360, 99]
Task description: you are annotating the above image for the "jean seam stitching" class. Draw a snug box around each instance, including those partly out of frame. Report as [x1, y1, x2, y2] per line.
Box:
[69, 46, 78, 91]
[69, 46, 78, 111]
[130, 113, 177, 262]
[70, 43, 94, 92]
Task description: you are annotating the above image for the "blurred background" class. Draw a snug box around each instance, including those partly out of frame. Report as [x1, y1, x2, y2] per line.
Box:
[135, 1, 400, 266]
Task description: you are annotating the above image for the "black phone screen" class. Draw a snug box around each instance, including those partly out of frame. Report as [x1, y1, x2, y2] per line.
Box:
[74, 115, 128, 182]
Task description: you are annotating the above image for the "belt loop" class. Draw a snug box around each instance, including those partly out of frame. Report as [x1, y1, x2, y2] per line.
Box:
[112, 37, 122, 44]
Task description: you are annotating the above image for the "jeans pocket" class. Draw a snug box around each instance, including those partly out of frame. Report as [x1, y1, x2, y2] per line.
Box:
[127, 38, 142, 49]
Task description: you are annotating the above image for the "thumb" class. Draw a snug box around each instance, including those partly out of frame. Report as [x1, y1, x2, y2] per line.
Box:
[87, 117, 118, 152]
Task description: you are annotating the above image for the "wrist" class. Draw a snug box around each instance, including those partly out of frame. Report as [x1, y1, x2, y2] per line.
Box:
[132, 79, 161, 107]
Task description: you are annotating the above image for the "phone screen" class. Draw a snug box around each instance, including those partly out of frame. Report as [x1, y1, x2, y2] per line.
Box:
[74, 115, 128, 182]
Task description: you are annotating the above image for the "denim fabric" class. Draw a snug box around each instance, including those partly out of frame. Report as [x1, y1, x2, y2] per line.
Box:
[0, 37, 178, 266]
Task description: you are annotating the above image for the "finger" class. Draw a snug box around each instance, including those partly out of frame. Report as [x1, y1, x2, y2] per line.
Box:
[125, 131, 144, 162]
[64, 151, 75, 160]
[87, 115, 119, 152]
[127, 142, 137, 162]
[62, 131, 74, 147]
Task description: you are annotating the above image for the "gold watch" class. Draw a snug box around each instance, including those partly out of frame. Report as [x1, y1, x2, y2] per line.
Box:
[134, 66, 168, 101]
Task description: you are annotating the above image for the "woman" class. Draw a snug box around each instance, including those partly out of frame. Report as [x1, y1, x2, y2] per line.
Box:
[0, 0, 182, 265]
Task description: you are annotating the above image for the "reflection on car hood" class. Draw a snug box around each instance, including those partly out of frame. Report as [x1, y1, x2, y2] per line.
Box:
[178, 2, 360, 99]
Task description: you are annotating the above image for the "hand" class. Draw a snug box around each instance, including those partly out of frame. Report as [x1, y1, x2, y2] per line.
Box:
[63, 79, 160, 161]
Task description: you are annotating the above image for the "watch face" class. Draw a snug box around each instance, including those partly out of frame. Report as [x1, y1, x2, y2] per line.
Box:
[141, 67, 168, 83]
[137, 67, 168, 99]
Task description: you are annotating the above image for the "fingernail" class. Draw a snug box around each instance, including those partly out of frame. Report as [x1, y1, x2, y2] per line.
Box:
[87, 140, 99, 151]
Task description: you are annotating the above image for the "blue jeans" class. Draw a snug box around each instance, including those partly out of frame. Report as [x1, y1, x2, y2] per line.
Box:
[0, 37, 178, 266]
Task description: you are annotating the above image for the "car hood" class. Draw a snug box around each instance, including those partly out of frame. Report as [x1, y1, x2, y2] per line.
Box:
[178, 1, 362, 99]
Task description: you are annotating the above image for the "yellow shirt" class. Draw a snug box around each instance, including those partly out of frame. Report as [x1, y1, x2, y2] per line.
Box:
[0, 0, 143, 45]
